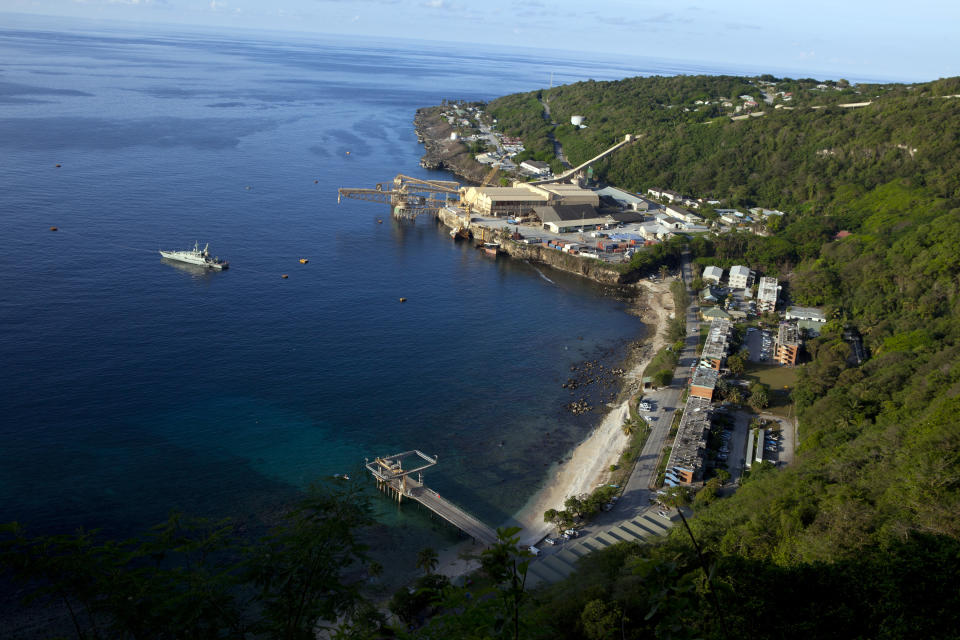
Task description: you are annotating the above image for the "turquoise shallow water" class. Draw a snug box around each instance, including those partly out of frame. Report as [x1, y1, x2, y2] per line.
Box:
[0, 17, 740, 576]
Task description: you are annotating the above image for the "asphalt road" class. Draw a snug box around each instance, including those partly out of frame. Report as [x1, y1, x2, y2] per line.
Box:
[576, 250, 698, 533]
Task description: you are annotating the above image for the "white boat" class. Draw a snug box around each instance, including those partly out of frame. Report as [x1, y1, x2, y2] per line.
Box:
[159, 242, 228, 270]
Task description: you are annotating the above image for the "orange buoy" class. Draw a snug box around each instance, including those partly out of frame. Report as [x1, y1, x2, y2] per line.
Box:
[299, 258, 308, 264]
[281, 274, 289, 279]
[54, 164, 61, 168]
[399, 297, 407, 303]
[377, 219, 383, 224]
[49, 226, 58, 231]
[345, 151, 350, 155]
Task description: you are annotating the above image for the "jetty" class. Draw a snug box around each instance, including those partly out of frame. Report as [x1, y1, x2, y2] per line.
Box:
[366, 451, 499, 545]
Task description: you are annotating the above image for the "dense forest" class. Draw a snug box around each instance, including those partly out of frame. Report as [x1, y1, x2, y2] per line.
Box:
[4, 74, 960, 638]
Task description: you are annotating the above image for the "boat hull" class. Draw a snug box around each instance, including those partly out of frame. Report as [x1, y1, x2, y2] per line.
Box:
[159, 250, 228, 270]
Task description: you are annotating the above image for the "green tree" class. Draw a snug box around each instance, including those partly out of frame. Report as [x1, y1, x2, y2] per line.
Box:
[580, 599, 624, 640]
[726, 351, 746, 376]
[749, 382, 770, 410]
[415, 547, 439, 576]
[479, 527, 533, 640]
[653, 369, 674, 388]
[245, 482, 374, 640]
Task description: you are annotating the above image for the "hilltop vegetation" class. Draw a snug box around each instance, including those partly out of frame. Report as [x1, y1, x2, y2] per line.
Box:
[490, 75, 960, 216]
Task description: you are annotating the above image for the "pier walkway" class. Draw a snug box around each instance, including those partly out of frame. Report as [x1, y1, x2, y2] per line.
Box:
[366, 451, 499, 546]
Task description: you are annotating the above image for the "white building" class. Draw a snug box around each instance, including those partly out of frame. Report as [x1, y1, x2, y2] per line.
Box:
[663, 204, 703, 225]
[786, 306, 827, 323]
[728, 265, 754, 290]
[757, 277, 778, 313]
[520, 160, 551, 176]
[702, 266, 723, 284]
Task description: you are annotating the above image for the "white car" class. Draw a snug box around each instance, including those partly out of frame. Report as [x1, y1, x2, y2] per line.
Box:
[527, 545, 540, 556]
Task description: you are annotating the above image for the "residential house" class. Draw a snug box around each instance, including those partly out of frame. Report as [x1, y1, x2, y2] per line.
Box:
[756, 277, 779, 313]
[690, 367, 719, 401]
[728, 265, 754, 290]
[664, 396, 713, 483]
[774, 322, 802, 366]
[700, 319, 733, 370]
[702, 265, 723, 284]
[664, 204, 703, 225]
[700, 306, 731, 322]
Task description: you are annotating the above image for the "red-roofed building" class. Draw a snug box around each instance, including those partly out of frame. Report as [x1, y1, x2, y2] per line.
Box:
[834, 230, 851, 239]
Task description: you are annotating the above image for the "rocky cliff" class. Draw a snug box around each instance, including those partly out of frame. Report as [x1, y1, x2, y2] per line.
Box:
[414, 107, 490, 184]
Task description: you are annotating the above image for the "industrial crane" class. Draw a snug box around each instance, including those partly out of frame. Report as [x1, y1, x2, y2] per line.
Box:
[337, 174, 460, 219]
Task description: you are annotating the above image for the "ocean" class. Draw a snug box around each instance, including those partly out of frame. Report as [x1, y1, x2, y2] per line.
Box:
[0, 16, 733, 581]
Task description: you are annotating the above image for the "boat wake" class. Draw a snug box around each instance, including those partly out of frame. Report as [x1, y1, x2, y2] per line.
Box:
[533, 266, 555, 284]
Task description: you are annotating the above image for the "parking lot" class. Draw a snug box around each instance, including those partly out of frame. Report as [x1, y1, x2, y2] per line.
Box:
[756, 413, 796, 467]
[745, 326, 774, 363]
[716, 408, 750, 485]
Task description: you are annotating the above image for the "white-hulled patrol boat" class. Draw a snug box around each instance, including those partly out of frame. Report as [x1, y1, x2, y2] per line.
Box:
[159, 242, 229, 270]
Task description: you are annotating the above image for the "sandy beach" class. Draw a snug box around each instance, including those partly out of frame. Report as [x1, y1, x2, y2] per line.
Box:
[434, 278, 675, 576]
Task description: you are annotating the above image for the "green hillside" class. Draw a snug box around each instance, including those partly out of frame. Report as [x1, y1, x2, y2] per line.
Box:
[473, 75, 960, 638]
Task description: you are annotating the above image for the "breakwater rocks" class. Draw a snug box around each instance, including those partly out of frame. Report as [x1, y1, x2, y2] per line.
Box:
[414, 107, 489, 184]
[563, 358, 628, 415]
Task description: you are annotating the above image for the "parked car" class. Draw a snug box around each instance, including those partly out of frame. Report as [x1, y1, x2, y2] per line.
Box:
[544, 537, 558, 545]
[528, 545, 540, 556]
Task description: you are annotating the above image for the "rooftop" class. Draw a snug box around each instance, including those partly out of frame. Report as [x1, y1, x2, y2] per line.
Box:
[532, 203, 602, 222]
[701, 319, 733, 362]
[786, 306, 827, 322]
[757, 276, 778, 301]
[691, 366, 719, 390]
[665, 395, 713, 481]
[777, 322, 802, 347]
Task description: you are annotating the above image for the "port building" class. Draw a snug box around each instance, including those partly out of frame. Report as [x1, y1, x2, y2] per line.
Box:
[459, 183, 599, 218]
[533, 203, 610, 233]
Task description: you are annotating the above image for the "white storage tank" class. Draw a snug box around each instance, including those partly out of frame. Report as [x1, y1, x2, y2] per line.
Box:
[570, 115, 585, 126]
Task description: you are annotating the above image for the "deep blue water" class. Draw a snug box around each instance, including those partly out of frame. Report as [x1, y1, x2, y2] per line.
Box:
[0, 17, 734, 576]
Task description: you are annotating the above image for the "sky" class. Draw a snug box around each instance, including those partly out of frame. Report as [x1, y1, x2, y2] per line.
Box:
[3, 0, 959, 82]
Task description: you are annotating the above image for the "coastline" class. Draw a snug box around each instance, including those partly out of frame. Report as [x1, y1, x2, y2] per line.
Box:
[433, 278, 674, 577]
